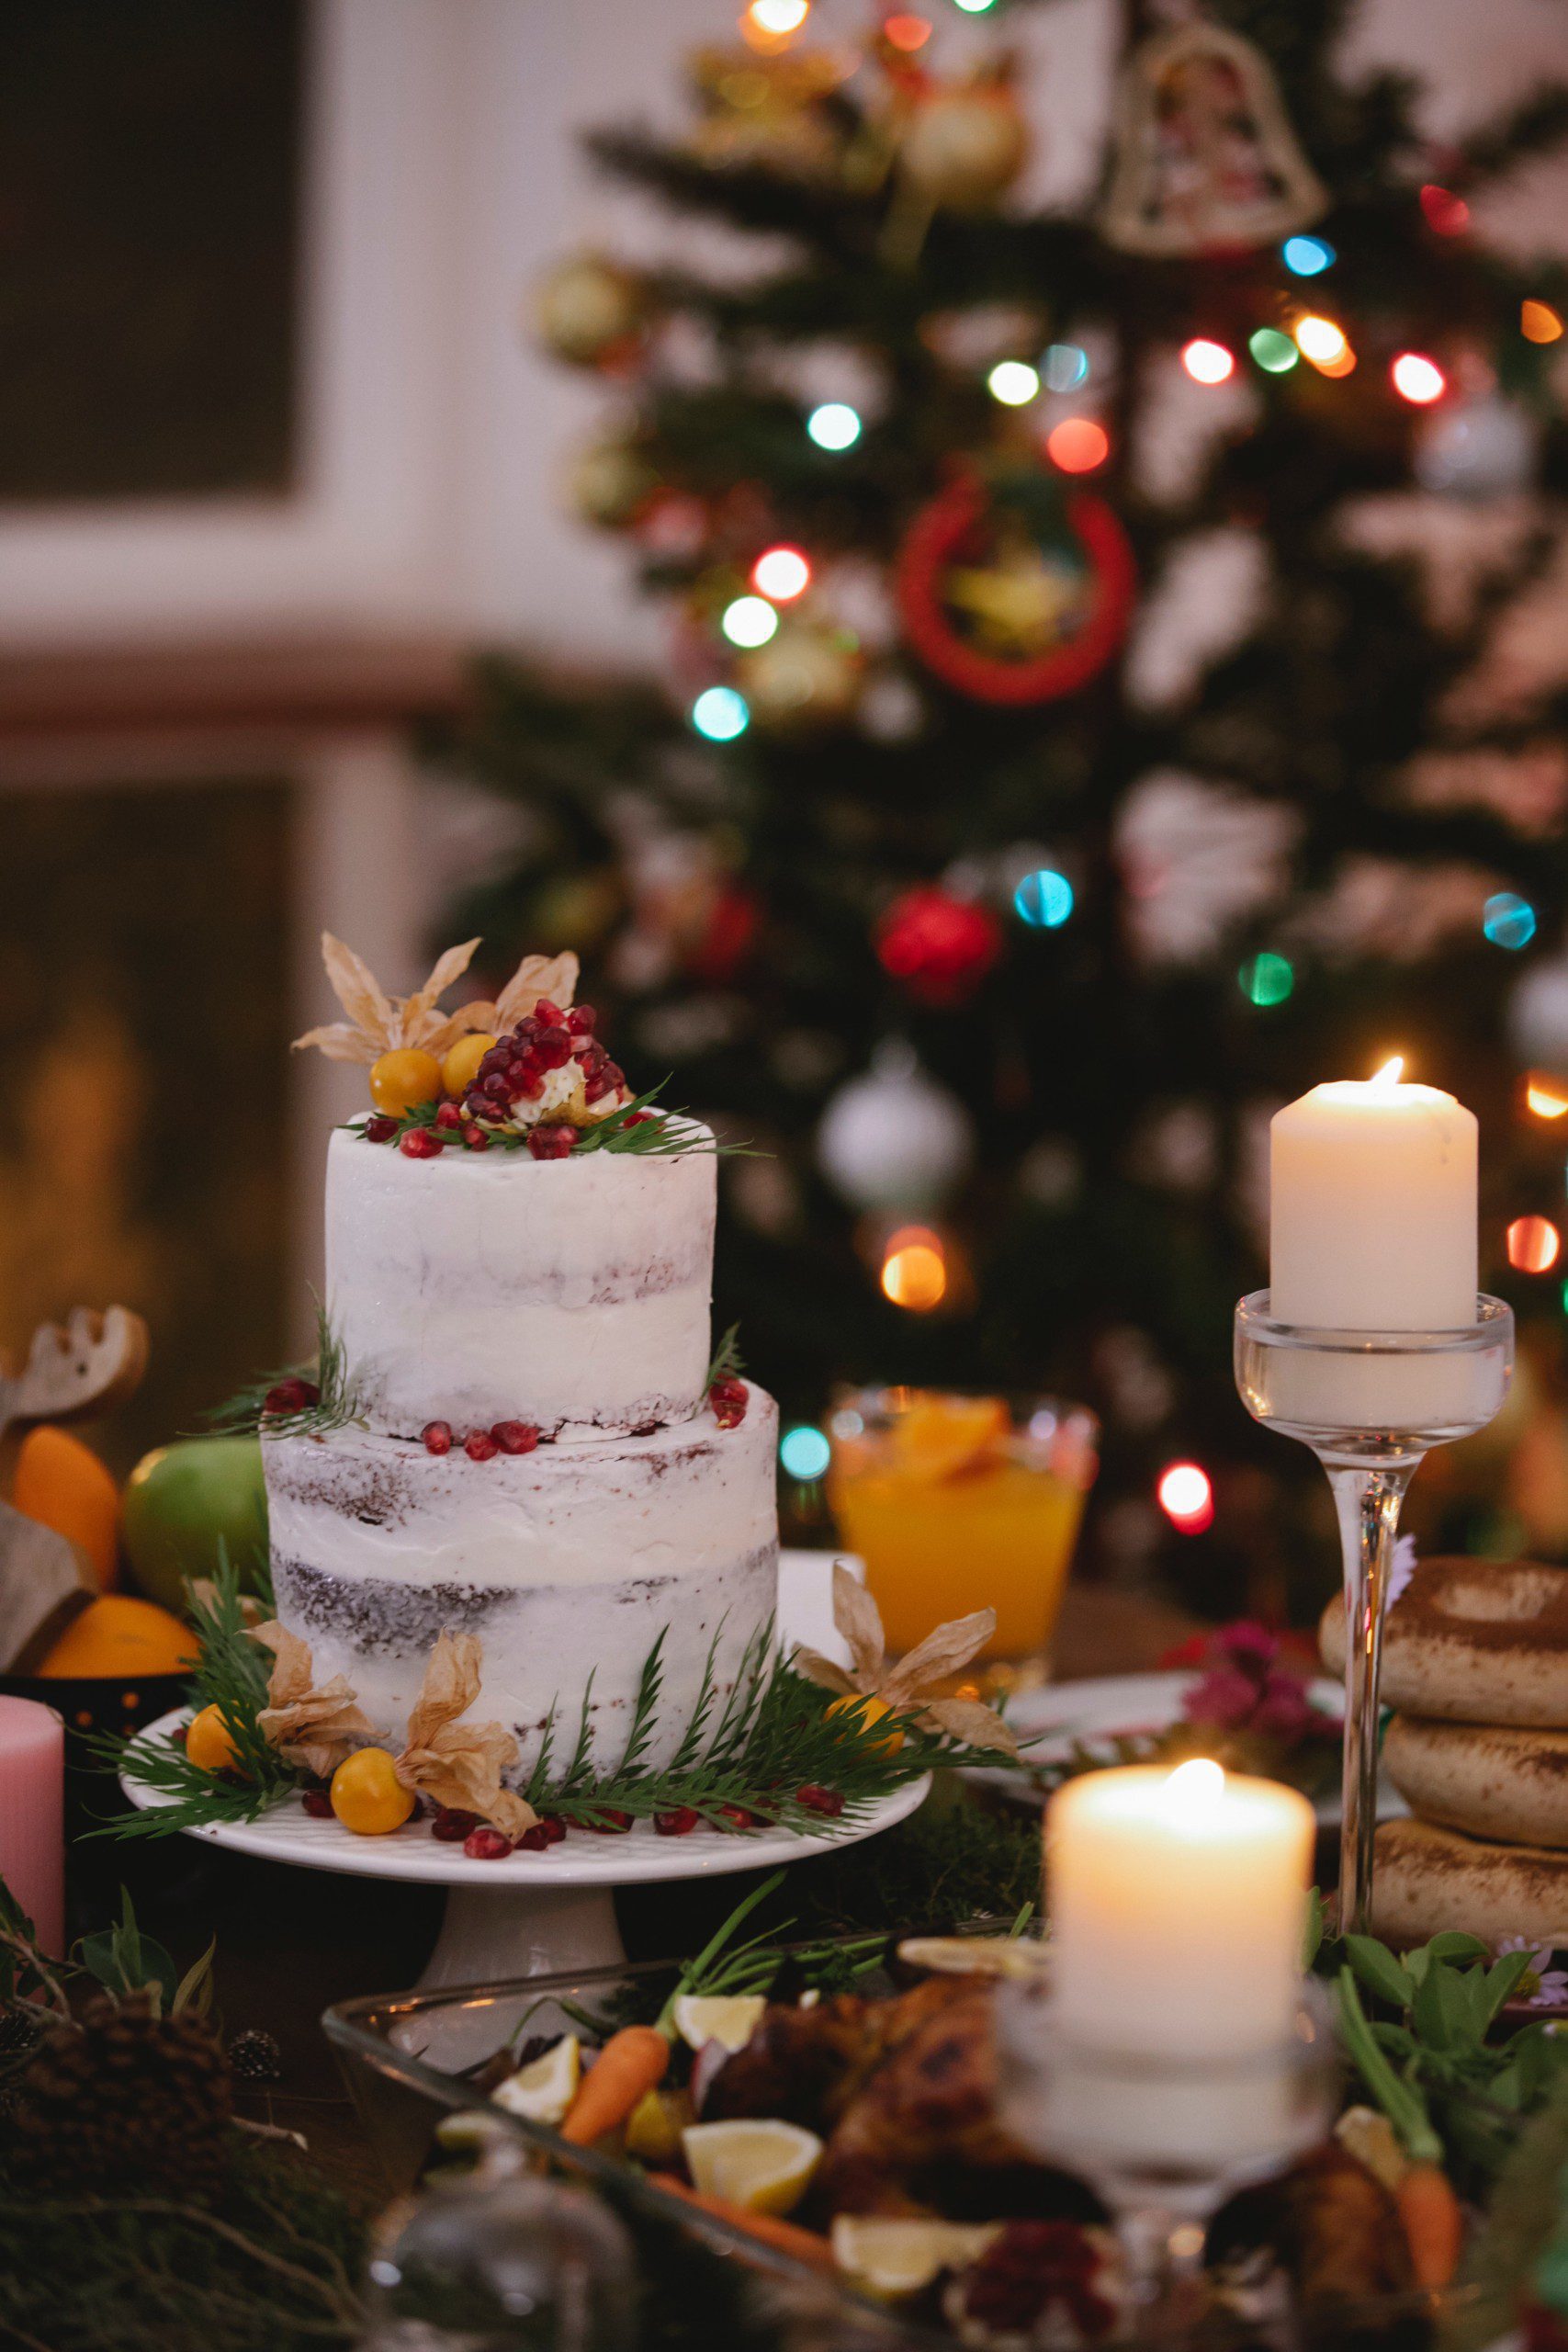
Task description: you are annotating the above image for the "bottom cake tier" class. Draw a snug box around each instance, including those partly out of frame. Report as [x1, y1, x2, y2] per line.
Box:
[262, 1385, 779, 1778]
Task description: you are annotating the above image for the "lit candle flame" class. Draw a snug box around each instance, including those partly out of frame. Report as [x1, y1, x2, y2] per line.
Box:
[1370, 1056, 1405, 1089]
[1165, 1757, 1225, 1812]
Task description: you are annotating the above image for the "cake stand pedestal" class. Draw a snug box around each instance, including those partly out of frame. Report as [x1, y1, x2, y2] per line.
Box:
[121, 1710, 931, 1987]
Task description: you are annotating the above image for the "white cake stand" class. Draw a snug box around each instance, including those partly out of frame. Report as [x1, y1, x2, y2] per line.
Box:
[121, 1709, 930, 1987]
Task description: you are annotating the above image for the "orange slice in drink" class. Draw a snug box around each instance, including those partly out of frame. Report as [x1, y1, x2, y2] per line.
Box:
[887, 1396, 1009, 1484]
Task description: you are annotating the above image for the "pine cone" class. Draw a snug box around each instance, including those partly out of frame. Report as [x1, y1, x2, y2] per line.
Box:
[10, 1993, 233, 2197]
[228, 2026, 283, 2083]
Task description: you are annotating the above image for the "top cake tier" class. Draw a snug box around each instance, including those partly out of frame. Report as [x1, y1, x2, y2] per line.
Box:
[326, 1125, 716, 1439]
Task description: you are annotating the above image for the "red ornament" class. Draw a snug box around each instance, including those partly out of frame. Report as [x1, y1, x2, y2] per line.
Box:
[896, 466, 1135, 705]
[875, 885, 1003, 1006]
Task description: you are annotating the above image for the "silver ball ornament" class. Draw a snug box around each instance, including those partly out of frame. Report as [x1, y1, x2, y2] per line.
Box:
[818, 1045, 973, 1213]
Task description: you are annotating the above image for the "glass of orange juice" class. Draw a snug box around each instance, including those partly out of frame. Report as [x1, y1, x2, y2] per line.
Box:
[825, 1388, 1099, 1691]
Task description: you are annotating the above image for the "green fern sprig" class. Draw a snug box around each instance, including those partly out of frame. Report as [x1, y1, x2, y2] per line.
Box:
[705, 1323, 745, 1388]
[348, 1082, 751, 1161]
[201, 1300, 364, 1442]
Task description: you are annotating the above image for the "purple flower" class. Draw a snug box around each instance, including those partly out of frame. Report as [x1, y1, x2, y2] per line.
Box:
[1496, 1937, 1568, 2008]
[1183, 1666, 1263, 1731]
[1216, 1620, 1280, 1670]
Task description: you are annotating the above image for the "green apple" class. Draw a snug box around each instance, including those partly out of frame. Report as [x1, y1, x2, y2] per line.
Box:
[120, 1437, 269, 1612]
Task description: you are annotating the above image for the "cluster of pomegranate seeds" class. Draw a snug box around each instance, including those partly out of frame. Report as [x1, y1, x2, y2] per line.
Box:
[709, 1375, 749, 1430]
[527, 1123, 575, 1161]
[431, 1806, 479, 1841]
[654, 1805, 700, 1837]
[264, 1375, 321, 1417]
[460, 1000, 625, 1134]
[795, 1784, 844, 1818]
[515, 1815, 567, 1851]
[425, 1418, 540, 1460]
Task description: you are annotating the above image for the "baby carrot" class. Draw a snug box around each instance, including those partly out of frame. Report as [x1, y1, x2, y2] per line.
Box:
[649, 2173, 835, 2270]
[559, 2024, 670, 2144]
[1397, 2162, 1464, 2290]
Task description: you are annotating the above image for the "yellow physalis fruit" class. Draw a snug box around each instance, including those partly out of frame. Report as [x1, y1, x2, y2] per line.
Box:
[185, 1702, 243, 1775]
[369, 1047, 444, 1119]
[330, 1747, 416, 1836]
[827, 1692, 904, 1756]
[442, 1032, 495, 1100]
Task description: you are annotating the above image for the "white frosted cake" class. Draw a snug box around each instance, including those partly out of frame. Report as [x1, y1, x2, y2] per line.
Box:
[266, 940, 779, 1778]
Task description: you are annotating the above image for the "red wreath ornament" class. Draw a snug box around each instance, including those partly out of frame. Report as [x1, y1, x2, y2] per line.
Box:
[895, 466, 1136, 705]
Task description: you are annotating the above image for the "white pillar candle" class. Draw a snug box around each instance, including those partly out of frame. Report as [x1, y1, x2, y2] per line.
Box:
[1270, 1059, 1476, 1331]
[1045, 1759, 1314, 2062]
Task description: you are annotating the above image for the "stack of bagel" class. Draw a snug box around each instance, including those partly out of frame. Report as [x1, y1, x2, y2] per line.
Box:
[1319, 1555, 1568, 1946]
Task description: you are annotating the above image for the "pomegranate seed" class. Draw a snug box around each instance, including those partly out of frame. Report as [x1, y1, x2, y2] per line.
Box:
[301, 1788, 333, 1819]
[365, 1114, 399, 1143]
[718, 1804, 757, 1830]
[264, 1376, 319, 1416]
[400, 1128, 443, 1159]
[464, 1429, 499, 1462]
[463, 1125, 490, 1150]
[534, 1000, 564, 1026]
[603, 1061, 625, 1090]
[464, 1826, 513, 1860]
[432, 1807, 479, 1841]
[422, 1420, 453, 1456]
[584, 1067, 618, 1102]
[514, 1822, 553, 1850]
[625, 1111, 654, 1128]
[516, 1069, 545, 1100]
[537, 1815, 567, 1843]
[536, 1030, 573, 1070]
[527, 1125, 576, 1160]
[491, 1419, 539, 1455]
[482, 1072, 512, 1101]
[567, 1006, 596, 1035]
[585, 1808, 633, 1834]
[795, 1784, 844, 1817]
[709, 1379, 748, 1430]
[434, 1101, 463, 1131]
[654, 1806, 700, 1838]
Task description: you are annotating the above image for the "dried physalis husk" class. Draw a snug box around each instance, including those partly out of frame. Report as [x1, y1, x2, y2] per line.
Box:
[793, 1561, 1018, 1756]
[394, 1629, 537, 1839]
[189, 1576, 265, 1631]
[457, 949, 580, 1038]
[291, 933, 489, 1065]
[250, 1621, 375, 1780]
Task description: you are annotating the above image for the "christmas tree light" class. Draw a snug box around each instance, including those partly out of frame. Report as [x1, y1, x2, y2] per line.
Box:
[1239, 953, 1293, 1007]
[1522, 300, 1563, 344]
[881, 1227, 947, 1310]
[1281, 234, 1335, 275]
[1158, 1461, 1214, 1533]
[751, 546, 811, 601]
[1248, 327, 1298, 374]
[691, 685, 750, 740]
[722, 594, 780, 648]
[807, 401, 862, 450]
[1527, 1077, 1568, 1120]
[1295, 316, 1348, 366]
[1182, 338, 1235, 385]
[1014, 868, 1074, 927]
[1484, 891, 1536, 948]
[988, 359, 1041, 406]
[780, 1423, 831, 1479]
[1420, 184, 1471, 234]
[1507, 1216, 1560, 1273]
[1043, 343, 1089, 391]
[1045, 417, 1109, 473]
[1392, 353, 1445, 404]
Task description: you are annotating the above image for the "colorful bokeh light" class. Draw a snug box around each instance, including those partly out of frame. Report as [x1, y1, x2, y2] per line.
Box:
[988, 359, 1041, 406]
[1157, 1461, 1214, 1534]
[1281, 234, 1335, 276]
[1295, 315, 1348, 366]
[1182, 338, 1235, 386]
[881, 1227, 948, 1311]
[1046, 417, 1110, 473]
[1522, 300, 1564, 345]
[1527, 1077, 1568, 1121]
[1239, 952, 1293, 1007]
[1483, 891, 1537, 949]
[1419, 183, 1471, 236]
[883, 12, 931, 50]
[721, 594, 780, 649]
[1043, 343, 1089, 392]
[691, 685, 750, 741]
[1248, 328, 1298, 374]
[1014, 868, 1074, 928]
[779, 1423, 832, 1480]
[1392, 352, 1446, 405]
[751, 545, 811, 602]
[745, 0, 809, 31]
[807, 401, 862, 451]
[1507, 1216, 1561, 1274]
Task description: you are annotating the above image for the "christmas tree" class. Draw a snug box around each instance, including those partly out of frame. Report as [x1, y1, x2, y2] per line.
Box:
[441, 0, 1568, 1609]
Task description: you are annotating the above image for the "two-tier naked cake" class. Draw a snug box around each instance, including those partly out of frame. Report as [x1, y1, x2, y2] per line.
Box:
[265, 935, 778, 1778]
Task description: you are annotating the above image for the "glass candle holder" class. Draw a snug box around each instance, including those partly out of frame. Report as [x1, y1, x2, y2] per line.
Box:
[1234, 1291, 1513, 1935]
[825, 1387, 1099, 1692]
[996, 1966, 1340, 2334]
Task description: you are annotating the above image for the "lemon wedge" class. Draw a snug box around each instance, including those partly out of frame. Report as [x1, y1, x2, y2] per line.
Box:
[624, 2084, 693, 2164]
[491, 2033, 580, 2127]
[682, 2119, 823, 2216]
[671, 1992, 768, 2054]
[896, 1935, 1043, 1980]
[831, 2216, 1000, 2299]
[888, 1396, 1009, 1483]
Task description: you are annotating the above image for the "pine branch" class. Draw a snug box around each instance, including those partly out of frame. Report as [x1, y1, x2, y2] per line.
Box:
[705, 1323, 745, 1387]
[202, 1301, 364, 1442]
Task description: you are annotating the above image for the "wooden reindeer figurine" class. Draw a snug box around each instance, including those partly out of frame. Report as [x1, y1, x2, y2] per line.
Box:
[0, 1307, 150, 1671]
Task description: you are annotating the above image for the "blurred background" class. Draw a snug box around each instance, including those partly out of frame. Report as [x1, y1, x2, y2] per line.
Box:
[6, 0, 1568, 1626]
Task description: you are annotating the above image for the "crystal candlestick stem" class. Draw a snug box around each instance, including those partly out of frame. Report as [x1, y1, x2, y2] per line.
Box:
[1234, 1292, 1513, 1936]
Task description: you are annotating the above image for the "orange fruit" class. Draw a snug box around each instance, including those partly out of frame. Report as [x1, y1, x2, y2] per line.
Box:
[369, 1048, 443, 1118]
[36, 1592, 197, 1679]
[12, 1425, 120, 1588]
[888, 1396, 1009, 1484]
[441, 1033, 495, 1099]
[331, 1747, 415, 1835]
[826, 1691, 904, 1755]
[186, 1702, 243, 1774]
